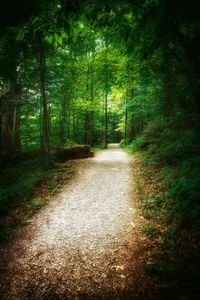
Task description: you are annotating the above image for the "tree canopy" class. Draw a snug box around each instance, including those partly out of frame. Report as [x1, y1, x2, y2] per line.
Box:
[0, 0, 200, 297]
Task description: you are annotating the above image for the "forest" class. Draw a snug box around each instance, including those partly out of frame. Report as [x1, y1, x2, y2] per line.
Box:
[0, 0, 200, 299]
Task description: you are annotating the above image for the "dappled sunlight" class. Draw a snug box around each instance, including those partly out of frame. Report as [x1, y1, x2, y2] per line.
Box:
[94, 144, 131, 164]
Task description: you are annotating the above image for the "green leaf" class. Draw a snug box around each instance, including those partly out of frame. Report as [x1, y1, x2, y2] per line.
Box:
[16, 28, 26, 41]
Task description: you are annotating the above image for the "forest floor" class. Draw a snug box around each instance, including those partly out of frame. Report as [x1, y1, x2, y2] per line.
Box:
[0, 144, 154, 299]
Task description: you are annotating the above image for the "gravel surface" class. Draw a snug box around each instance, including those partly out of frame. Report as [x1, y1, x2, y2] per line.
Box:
[0, 144, 145, 299]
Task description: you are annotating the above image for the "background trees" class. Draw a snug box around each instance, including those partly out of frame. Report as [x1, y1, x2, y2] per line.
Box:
[0, 0, 200, 296]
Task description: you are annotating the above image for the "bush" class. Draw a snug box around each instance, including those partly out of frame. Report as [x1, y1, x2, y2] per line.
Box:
[166, 158, 200, 230]
[126, 135, 146, 151]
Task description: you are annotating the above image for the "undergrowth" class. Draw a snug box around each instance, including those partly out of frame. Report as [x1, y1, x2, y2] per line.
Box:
[0, 157, 74, 242]
[125, 127, 200, 299]
[91, 144, 104, 152]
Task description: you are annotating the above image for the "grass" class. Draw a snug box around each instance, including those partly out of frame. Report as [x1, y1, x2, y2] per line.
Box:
[91, 144, 104, 152]
[0, 157, 75, 242]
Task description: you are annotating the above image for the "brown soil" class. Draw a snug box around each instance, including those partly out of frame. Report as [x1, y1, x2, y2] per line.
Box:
[0, 144, 152, 300]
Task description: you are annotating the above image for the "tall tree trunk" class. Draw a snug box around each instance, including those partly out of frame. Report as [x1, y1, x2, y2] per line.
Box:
[59, 96, 67, 146]
[101, 98, 104, 145]
[0, 83, 21, 159]
[104, 37, 108, 149]
[0, 37, 21, 163]
[85, 64, 90, 145]
[37, 38, 50, 159]
[84, 110, 89, 144]
[124, 94, 128, 146]
[73, 114, 76, 139]
[89, 50, 95, 146]
[86, 51, 95, 146]
[104, 90, 108, 149]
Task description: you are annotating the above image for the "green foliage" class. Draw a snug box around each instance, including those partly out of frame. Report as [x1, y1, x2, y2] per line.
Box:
[91, 144, 104, 152]
[0, 159, 48, 216]
[0, 227, 12, 241]
[162, 226, 177, 249]
[167, 159, 200, 231]
[126, 135, 145, 151]
[143, 225, 162, 239]
[1, 0, 200, 296]
[146, 259, 174, 277]
[31, 197, 45, 210]
[0, 157, 75, 242]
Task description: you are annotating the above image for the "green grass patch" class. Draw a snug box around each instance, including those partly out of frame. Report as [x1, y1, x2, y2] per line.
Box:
[91, 144, 104, 152]
[0, 157, 75, 243]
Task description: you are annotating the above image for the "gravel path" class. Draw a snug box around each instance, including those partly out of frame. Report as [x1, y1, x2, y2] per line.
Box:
[0, 144, 144, 299]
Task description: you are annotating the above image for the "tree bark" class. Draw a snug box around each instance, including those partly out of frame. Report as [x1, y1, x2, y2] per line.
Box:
[59, 96, 67, 146]
[104, 90, 108, 149]
[37, 38, 50, 158]
[104, 38, 108, 149]
[84, 110, 89, 144]
[124, 94, 128, 146]
[0, 37, 21, 162]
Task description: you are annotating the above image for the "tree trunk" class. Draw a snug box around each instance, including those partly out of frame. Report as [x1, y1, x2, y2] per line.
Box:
[0, 38, 21, 163]
[104, 37, 108, 149]
[59, 96, 67, 146]
[85, 52, 95, 146]
[0, 83, 21, 159]
[37, 38, 50, 159]
[89, 51, 95, 146]
[84, 110, 89, 144]
[73, 114, 76, 139]
[124, 95, 128, 146]
[104, 91, 108, 149]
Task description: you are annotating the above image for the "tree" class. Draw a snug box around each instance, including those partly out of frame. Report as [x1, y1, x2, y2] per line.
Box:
[0, 31, 22, 162]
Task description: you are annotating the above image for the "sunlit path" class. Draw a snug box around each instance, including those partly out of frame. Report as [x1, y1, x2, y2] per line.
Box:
[0, 145, 143, 299]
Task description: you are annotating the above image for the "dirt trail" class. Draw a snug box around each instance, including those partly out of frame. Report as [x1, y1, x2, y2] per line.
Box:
[0, 144, 146, 299]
